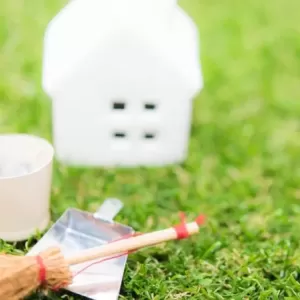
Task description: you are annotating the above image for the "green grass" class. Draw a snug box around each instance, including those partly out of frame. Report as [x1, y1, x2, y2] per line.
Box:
[2, 0, 300, 299]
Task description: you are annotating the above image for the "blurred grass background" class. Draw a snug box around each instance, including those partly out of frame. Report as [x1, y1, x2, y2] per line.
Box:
[2, 0, 300, 299]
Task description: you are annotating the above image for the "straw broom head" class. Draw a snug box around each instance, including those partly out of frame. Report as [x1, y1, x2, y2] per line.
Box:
[0, 247, 72, 300]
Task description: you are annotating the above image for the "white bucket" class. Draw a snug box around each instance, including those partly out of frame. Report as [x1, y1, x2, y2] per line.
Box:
[0, 134, 54, 242]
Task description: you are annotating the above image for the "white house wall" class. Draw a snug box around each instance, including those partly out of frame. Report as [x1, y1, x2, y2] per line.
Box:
[52, 36, 194, 166]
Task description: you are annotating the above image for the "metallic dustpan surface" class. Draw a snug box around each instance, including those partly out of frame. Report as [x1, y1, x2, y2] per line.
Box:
[27, 199, 134, 300]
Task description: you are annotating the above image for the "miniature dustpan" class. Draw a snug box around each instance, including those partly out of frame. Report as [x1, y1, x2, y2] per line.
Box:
[27, 198, 134, 300]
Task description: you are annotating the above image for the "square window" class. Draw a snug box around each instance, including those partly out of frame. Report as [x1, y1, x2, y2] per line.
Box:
[114, 132, 126, 138]
[144, 103, 156, 110]
[144, 132, 156, 139]
[112, 102, 126, 110]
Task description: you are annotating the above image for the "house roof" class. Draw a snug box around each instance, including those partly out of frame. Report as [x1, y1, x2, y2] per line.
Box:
[42, 0, 203, 99]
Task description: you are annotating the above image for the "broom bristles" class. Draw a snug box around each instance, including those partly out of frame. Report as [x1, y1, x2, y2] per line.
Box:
[0, 247, 72, 300]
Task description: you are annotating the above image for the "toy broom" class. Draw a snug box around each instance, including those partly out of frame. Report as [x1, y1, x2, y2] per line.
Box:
[0, 214, 205, 300]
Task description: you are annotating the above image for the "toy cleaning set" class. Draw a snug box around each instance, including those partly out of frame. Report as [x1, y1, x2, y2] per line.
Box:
[1, 198, 205, 300]
[0, 0, 204, 299]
